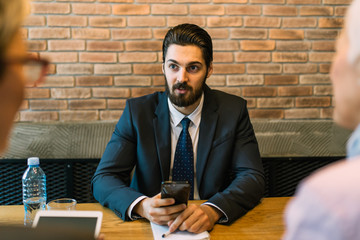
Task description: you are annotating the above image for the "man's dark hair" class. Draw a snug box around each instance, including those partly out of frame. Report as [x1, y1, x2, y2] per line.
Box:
[162, 23, 213, 68]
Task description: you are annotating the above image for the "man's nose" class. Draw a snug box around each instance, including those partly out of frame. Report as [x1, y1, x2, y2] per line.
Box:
[177, 68, 188, 83]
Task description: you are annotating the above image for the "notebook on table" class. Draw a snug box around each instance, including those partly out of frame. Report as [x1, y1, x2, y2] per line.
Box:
[151, 222, 210, 240]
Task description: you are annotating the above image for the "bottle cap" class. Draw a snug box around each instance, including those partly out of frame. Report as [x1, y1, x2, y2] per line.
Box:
[27, 157, 40, 165]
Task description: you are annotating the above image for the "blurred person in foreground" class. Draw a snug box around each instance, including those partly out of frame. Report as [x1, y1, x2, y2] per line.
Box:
[283, 1, 360, 239]
[0, 1, 103, 239]
[92, 23, 265, 234]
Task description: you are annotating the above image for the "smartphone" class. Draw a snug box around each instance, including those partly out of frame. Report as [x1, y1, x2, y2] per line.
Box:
[161, 181, 190, 205]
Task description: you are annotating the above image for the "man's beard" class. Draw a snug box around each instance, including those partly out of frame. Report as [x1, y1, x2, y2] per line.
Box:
[165, 77, 206, 108]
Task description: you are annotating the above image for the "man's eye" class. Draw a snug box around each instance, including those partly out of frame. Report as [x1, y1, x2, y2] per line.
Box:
[187, 65, 199, 72]
[169, 64, 178, 70]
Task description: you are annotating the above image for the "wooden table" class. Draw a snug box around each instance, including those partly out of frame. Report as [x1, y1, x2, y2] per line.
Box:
[0, 197, 290, 240]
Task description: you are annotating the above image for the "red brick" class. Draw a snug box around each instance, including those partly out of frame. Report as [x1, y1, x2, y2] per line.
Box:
[60, 110, 98, 121]
[321, 108, 333, 119]
[265, 75, 299, 85]
[284, 64, 317, 74]
[100, 111, 123, 120]
[27, 40, 47, 51]
[244, 17, 281, 28]
[57, 64, 93, 74]
[113, 4, 150, 15]
[24, 88, 50, 99]
[263, 6, 297, 16]
[212, 87, 242, 97]
[89, 17, 126, 27]
[283, 18, 317, 28]
[296, 97, 331, 107]
[207, 29, 229, 39]
[249, 109, 284, 119]
[235, 52, 270, 62]
[207, 17, 242, 27]
[72, 29, 110, 39]
[31, 3, 70, 14]
[80, 52, 117, 63]
[309, 52, 335, 62]
[175, 0, 209, 2]
[276, 41, 311, 51]
[319, 18, 344, 29]
[94, 64, 132, 75]
[278, 86, 312, 96]
[247, 64, 282, 74]
[51, 88, 91, 99]
[212, 52, 233, 63]
[167, 17, 206, 27]
[190, 5, 225, 15]
[112, 29, 152, 39]
[320, 64, 331, 73]
[213, 64, 245, 74]
[312, 41, 336, 51]
[206, 75, 226, 86]
[213, 40, 239, 51]
[258, 98, 294, 108]
[226, 5, 261, 15]
[250, 0, 284, 3]
[87, 41, 124, 51]
[20, 101, 29, 110]
[240, 40, 275, 51]
[48, 40, 85, 51]
[30, 100, 67, 110]
[306, 30, 339, 39]
[23, 15, 45, 26]
[128, 17, 166, 27]
[243, 87, 276, 97]
[314, 86, 333, 95]
[38, 76, 74, 87]
[108, 99, 127, 109]
[285, 109, 320, 119]
[93, 88, 130, 98]
[125, 41, 162, 51]
[29, 28, 70, 39]
[272, 52, 308, 63]
[300, 74, 331, 84]
[72, 3, 111, 14]
[47, 16, 87, 27]
[213, 0, 246, 2]
[231, 29, 267, 39]
[119, 52, 157, 63]
[133, 64, 162, 75]
[131, 87, 165, 97]
[40, 52, 77, 63]
[227, 75, 264, 86]
[287, 0, 321, 3]
[152, 76, 166, 86]
[69, 99, 106, 110]
[270, 29, 304, 40]
[335, 6, 348, 16]
[245, 98, 256, 108]
[152, 4, 187, 15]
[76, 76, 113, 86]
[300, 6, 333, 16]
[99, 0, 133, 2]
[20, 111, 59, 122]
[323, 0, 352, 4]
[114, 76, 152, 86]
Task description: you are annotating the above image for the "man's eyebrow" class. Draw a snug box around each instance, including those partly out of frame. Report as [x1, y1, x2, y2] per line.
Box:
[166, 59, 203, 66]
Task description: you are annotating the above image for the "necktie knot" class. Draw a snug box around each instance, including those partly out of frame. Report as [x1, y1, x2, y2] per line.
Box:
[181, 117, 191, 131]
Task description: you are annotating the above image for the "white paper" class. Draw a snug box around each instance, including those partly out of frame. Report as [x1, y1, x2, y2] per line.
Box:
[151, 222, 210, 240]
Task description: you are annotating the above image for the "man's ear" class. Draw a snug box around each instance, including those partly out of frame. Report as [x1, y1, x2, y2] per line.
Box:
[206, 62, 213, 78]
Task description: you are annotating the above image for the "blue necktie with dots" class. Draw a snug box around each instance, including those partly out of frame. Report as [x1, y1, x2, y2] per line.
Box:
[172, 117, 194, 200]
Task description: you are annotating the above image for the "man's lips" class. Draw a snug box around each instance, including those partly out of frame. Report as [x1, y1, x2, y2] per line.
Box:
[175, 88, 188, 94]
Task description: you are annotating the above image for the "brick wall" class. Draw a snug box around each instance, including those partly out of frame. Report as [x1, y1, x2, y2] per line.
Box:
[19, 0, 351, 122]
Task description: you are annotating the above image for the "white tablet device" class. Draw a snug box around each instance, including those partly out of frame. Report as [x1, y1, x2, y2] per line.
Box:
[33, 210, 103, 238]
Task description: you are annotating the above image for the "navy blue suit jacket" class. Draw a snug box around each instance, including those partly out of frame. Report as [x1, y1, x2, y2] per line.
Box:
[91, 85, 265, 224]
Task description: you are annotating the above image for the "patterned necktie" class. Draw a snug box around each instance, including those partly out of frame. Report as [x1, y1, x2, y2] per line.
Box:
[172, 117, 194, 200]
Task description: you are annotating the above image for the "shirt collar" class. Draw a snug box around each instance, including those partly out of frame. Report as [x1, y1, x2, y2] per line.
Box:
[347, 123, 360, 159]
[168, 92, 204, 128]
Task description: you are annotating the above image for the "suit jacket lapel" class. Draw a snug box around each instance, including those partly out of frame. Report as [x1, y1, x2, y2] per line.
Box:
[196, 86, 218, 192]
[153, 92, 171, 182]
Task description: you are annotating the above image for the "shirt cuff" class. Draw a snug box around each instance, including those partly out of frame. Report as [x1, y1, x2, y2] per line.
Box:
[202, 202, 229, 224]
[127, 196, 147, 220]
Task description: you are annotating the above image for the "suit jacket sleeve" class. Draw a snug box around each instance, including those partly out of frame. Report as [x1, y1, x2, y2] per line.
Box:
[91, 100, 145, 221]
[205, 101, 265, 224]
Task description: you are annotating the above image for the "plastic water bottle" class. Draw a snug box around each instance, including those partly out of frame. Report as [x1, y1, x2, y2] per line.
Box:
[22, 157, 47, 227]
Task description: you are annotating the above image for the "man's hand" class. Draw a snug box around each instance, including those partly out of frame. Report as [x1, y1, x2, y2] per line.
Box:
[133, 193, 186, 225]
[167, 204, 222, 234]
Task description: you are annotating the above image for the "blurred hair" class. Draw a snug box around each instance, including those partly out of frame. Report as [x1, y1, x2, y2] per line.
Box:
[162, 23, 213, 69]
[0, 0, 28, 76]
[346, 0, 360, 65]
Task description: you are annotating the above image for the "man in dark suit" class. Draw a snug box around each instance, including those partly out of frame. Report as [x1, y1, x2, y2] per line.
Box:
[92, 23, 265, 234]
